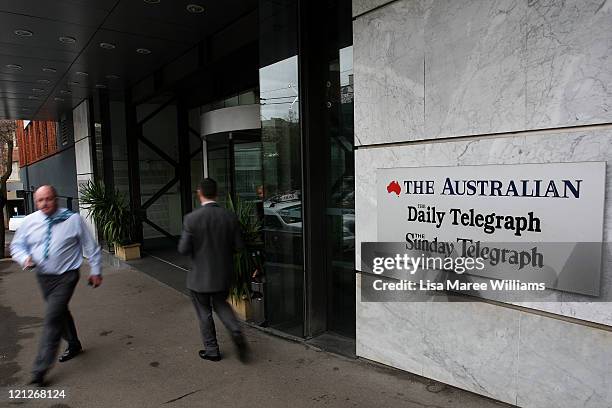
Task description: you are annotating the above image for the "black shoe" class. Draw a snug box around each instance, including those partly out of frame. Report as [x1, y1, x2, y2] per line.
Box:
[28, 372, 45, 387]
[198, 350, 221, 361]
[58, 346, 82, 363]
[233, 334, 250, 363]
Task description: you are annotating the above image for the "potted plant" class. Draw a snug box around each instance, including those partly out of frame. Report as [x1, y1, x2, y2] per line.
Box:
[227, 195, 263, 320]
[79, 181, 141, 261]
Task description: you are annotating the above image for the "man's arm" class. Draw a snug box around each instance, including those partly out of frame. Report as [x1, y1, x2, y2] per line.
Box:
[10, 219, 32, 267]
[178, 214, 194, 255]
[78, 216, 102, 276]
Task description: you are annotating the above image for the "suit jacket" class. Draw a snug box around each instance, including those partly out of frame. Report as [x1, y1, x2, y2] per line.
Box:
[178, 203, 244, 293]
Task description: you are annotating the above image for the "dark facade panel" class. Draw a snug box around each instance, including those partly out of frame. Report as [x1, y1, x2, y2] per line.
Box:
[19, 145, 78, 211]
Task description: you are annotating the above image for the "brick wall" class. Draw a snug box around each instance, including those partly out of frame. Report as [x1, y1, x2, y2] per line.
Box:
[15, 120, 58, 166]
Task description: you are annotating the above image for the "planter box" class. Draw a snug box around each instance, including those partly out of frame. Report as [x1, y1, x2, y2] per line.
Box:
[230, 297, 250, 321]
[115, 243, 141, 261]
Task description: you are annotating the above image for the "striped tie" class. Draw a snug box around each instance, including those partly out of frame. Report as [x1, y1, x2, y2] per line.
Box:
[43, 210, 73, 259]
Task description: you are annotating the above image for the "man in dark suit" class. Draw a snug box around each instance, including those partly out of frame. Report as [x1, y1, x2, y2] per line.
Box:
[178, 178, 249, 362]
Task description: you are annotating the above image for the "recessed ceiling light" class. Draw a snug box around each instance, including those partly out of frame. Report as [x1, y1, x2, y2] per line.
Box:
[36, 79, 51, 84]
[6, 64, 23, 70]
[32, 88, 44, 92]
[186, 4, 204, 13]
[136, 47, 151, 54]
[95, 84, 107, 89]
[99, 42, 116, 50]
[59, 90, 72, 94]
[42, 67, 57, 73]
[67, 81, 79, 85]
[75, 71, 89, 76]
[54, 97, 65, 102]
[28, 95, 39, 100]
[59, 36, 77, 44]
[14, 29, 33, 37]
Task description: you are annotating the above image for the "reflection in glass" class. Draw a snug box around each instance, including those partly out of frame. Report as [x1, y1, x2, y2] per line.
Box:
[326, 45, 355, 337]
[206, 141, 231, 207]
[189, 107, 204, 210]
[234, 141, 263, 202]
[260, 54, 304, 337]
[137, 102, 182, 248]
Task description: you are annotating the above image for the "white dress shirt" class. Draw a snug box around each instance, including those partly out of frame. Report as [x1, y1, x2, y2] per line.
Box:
[10, 208, 102, 276]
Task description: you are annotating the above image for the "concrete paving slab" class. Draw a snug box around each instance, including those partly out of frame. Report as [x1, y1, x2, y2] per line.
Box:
[0, 258, 513, 408]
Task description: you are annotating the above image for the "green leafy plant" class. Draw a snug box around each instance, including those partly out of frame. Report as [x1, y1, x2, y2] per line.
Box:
[227, 194, 263, 304]
[79, 181, 135, 247]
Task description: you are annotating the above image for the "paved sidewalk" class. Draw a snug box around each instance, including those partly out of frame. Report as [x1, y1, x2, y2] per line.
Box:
[0, 258, 512, 408]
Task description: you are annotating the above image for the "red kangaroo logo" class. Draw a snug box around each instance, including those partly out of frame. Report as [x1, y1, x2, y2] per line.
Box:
[387, 180, 401, 196]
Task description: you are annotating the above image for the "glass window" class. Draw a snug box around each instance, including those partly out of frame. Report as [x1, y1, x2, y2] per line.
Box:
[225, 95, 239, 107]
[239, 90, 256, 105]
[259, 0, 303, 336]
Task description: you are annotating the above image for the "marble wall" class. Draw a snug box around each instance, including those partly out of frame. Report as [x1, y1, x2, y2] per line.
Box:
[352, 0, 394, 17]
[353, 0, 612, 145]
[355, 130, 612, 326]
[357, 283, 612, 407]
[353, 0, 612, 406]
[73, 100, 97, 239]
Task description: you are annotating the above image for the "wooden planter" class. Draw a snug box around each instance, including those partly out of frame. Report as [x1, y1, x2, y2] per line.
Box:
[114, 243, 141, 261]
[230, 297, 250, 321]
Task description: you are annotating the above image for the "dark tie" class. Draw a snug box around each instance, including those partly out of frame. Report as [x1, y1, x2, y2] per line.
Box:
[43, 210, 73, 259]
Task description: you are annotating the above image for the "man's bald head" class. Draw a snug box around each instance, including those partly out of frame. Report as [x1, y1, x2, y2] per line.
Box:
[34, 185, 58, 216]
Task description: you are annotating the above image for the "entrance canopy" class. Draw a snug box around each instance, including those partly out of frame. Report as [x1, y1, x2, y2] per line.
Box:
[0, 0, 257, 121]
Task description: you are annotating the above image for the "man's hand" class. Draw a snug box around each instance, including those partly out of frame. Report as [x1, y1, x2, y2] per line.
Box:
[88, 275, 103, 288]
[23, 256, 35, 270]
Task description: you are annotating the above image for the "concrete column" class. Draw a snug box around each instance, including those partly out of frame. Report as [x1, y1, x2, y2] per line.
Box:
[73, 99, 98, 241]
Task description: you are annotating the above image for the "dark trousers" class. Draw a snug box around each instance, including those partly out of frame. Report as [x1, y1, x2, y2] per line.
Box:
[33, 269, 81, 375]
[190, 291, 242, 356]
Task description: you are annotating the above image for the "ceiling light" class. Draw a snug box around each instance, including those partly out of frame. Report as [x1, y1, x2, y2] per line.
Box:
[42, 67, 57, 73]
[36, 79, 51, 84]
[99, 42, 116, 50]
[6, 64, 23, 70]
[32, 88, 44, 92]
[144, 0, 160, 3]
[68, 81, 79, 85]
[59, 90, 72, 94]
[136, 48, 151, 54]
[14, 29, 33, 37]
[54, 97, 65, 102]
[28, 95, 39, 100]
[59, 36, 77, 44]
[95, 84, 107, 89]
[186, 4, 204, 13]
[105, 74, 120, 80]
[75, 71, 89, 76]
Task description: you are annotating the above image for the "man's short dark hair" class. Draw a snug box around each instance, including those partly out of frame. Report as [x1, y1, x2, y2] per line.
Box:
[199, 178, 217, 198]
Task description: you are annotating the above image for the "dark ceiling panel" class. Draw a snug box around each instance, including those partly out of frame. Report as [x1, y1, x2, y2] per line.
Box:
[0, 42, 78, 63]
[102, 1, 199, 43]
[0, 0, 111, 26]
[0, 0, 259, 120]
[0, 80, 50, 93]
[104, 0, 257, 33]
[66, 29, 193, 84]
[0, 55, 71, 78]
[0, 12, 98, 52]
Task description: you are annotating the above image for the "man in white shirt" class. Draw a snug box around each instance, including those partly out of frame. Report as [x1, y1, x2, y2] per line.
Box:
[10, 185, 102, 386]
